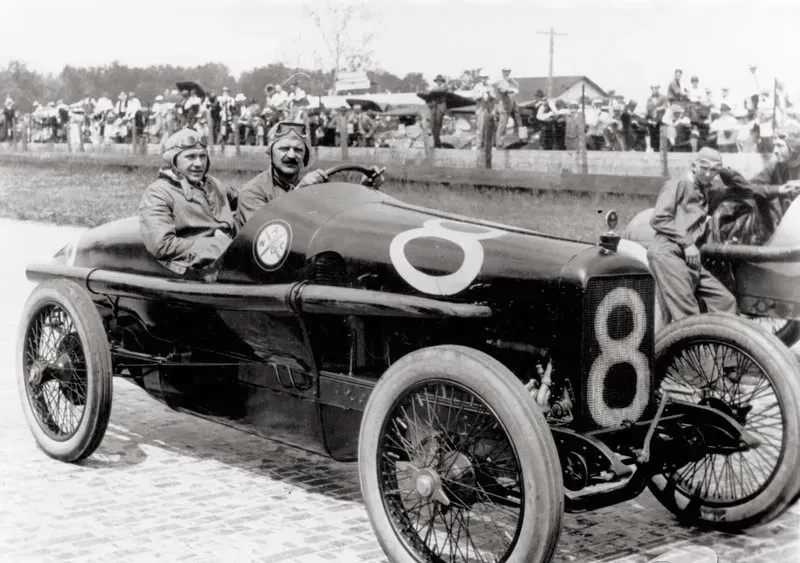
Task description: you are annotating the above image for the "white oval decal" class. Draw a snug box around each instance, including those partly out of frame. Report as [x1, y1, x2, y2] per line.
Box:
[389, 219, 505, 296]
[253, 220, 292, 271]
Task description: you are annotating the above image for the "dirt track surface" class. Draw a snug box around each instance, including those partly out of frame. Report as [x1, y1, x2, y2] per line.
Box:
[0, 218, 798, 563]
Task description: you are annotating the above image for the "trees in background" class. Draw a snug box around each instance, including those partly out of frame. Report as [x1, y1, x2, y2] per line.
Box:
[0, 59, 431, 111]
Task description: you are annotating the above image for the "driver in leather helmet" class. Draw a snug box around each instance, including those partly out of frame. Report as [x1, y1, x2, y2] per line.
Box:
[235, 120, 385, 227]
[750, 134, 800, 196]
[139, 128, 238, 275]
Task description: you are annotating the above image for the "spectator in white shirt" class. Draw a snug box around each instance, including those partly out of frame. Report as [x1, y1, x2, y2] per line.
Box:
[471, 72, 496, 150]
[269, 85, 289, 110]
[709, 103, 739, 153]
[686, 76, 706, 104]
[585, 98, 608, 150]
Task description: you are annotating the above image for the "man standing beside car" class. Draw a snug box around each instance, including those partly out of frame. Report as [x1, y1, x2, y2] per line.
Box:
[235, 121, 385, 227]
[647, 147, 797, 321]
[139, 128, 238, 276]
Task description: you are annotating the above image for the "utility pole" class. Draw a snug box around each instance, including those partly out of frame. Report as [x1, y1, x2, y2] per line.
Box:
[536, 27, 567, 98]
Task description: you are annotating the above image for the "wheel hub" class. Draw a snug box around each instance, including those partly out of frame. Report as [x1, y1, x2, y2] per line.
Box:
[409, 466, 450, 506]
[415, 471, 436, 497]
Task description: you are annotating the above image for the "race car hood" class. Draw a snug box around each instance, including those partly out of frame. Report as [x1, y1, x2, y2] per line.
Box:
[218, 182, 649, 306]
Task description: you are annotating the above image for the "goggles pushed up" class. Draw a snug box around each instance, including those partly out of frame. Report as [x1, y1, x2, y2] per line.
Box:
[274, 121, 307, 139]
[174, 133, 208, 149]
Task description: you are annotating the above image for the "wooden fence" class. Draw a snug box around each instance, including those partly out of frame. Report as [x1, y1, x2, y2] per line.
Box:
[0, 122, 774, 196]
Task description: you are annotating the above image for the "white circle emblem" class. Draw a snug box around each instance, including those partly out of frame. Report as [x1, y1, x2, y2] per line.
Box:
[254, 220, 292, 271]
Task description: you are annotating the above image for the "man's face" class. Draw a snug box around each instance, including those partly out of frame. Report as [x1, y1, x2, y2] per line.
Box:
[693, 159, 719, 185]
[174, 148, 208, 183]
[271, 137, 306, 176]
[675, 70, 682, 80]
[774, 139, 791, 163]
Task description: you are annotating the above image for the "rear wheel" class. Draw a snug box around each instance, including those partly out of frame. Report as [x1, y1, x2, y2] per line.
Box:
[746, 316, 800, 348]
[359, 345, 563, 563]
[17, 279, 113, 462]
[649, 313, 800, 530]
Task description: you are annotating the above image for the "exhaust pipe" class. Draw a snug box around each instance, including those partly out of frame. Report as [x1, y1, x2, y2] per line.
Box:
[702, 242, 800, 263]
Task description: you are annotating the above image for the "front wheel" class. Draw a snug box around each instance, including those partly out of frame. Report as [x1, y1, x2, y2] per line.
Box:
[649, 313, 800, 530]
[17, 279, 113, 462]
[359, 345, 564, 563]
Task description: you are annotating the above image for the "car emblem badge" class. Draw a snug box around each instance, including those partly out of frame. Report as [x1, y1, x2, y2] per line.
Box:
[254, 220, 292, 271]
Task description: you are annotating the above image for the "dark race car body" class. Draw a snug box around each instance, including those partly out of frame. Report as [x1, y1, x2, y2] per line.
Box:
[38, 183, 653, 457]
[20, 178, 800, 563]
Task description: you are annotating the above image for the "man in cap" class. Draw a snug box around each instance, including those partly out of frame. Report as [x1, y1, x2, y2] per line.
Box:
[646, 84, 668, 151]
[494, 68, 521, 144]
[667, 69, 687, 103]
[3, 95, 15, 141]
[139, 128, 238, 275]
[427, 74, 448, 148]
[217, 87, 235, 144]
[647, 147, 796, 320]
[708, 103, 739, 153]
[235, 121, 385, 227]
[471, 71, 496, 150]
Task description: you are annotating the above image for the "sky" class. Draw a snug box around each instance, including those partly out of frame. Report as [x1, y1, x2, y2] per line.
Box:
[1, 0, 798, 103]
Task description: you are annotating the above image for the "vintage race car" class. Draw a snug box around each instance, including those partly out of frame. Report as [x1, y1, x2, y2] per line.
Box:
[621, 188, 800, 347]
[17, 164, 800, 563]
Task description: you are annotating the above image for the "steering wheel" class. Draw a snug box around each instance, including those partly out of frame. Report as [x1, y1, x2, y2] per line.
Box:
[323, 163, 386, 189]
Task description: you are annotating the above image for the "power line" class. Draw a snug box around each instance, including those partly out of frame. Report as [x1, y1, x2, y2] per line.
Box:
[535, 28, 567, 98]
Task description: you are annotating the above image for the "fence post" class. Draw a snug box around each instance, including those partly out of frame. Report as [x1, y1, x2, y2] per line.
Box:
[339, 112, 348, 161]
[417, 111, 433, 164]
[21, 117, 28, 151]
[579, 85, 588, 174]
[234, 116, 241, 156]
[206, 106, 214, 156]
[577, 114, 588, 174]
[481, 113, 495, 169]
[131, 117, 138, 155]
[660, 122, 669, 177]
[303, 110, 312, 150]
[78, 115, 85, 153]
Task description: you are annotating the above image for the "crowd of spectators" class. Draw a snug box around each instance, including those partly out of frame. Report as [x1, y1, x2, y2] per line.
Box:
[1, 66, 797, 155]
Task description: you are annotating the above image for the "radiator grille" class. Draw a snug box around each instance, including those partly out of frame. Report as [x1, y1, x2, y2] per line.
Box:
[582, 276, 655, 429]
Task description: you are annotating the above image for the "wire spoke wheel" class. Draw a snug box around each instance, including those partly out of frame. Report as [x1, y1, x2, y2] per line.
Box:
[649, 314, 800, 529]
[24, 305, 89, 440]
[359, 345, 563, 563]
[658, 340, 782, 506]
[379, 381, 523, 562]
[17, 280, 113, 463]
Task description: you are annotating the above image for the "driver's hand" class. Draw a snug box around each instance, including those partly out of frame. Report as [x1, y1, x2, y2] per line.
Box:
[361, 165, 386, 189]
[684, 244, 701, 270]
[296, 169, 329, 188]
[779, 180, 800, 197]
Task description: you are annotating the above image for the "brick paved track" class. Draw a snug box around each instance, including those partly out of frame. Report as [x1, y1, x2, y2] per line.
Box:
[1, 219, 798, 563]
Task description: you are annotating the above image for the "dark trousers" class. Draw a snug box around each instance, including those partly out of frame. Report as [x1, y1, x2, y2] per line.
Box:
[647, 240, 737, 322]
[648, 123, 661, 152]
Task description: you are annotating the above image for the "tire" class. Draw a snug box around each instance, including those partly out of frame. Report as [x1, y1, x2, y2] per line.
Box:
[17, 279, 113, 462]
[648, 313, 800, 530]
[746, 316, 800, 349]
[358, 345, 564, 563]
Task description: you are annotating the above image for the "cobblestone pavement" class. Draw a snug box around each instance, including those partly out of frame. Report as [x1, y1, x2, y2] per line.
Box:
[0, 219, 798, 563]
